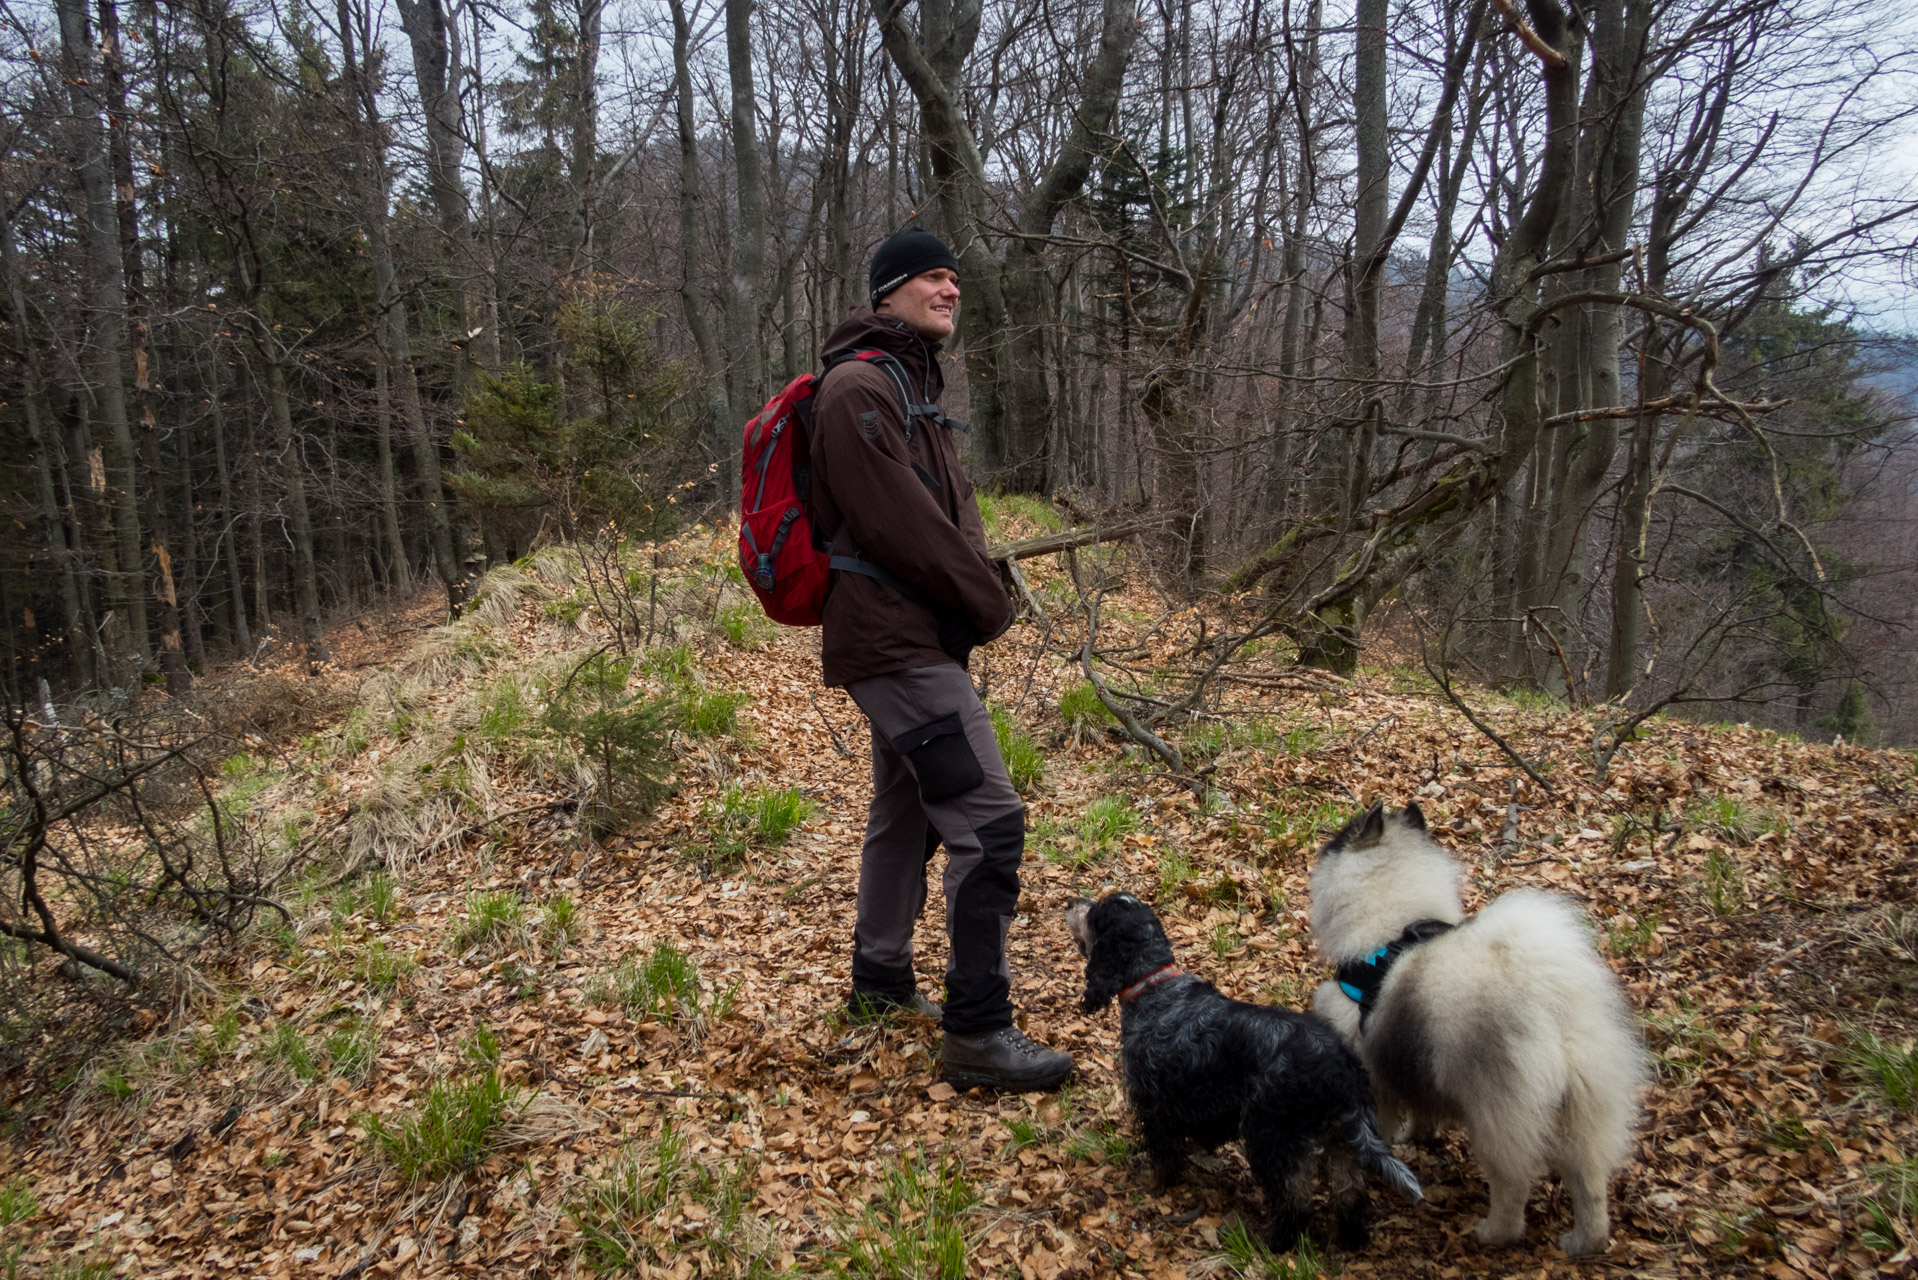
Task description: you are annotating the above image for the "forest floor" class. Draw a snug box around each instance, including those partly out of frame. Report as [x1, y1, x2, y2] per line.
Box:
[2, 516, 1915, 1280]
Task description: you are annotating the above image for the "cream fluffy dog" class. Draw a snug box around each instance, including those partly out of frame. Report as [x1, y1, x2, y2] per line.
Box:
[1308, 801, 1646, 1256]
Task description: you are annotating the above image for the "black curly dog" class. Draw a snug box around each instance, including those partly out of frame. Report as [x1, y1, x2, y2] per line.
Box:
[1067, 893, 1422, 1250]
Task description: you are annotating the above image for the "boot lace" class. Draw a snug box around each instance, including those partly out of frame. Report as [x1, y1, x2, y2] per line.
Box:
[994, 1026, 1050, 1058]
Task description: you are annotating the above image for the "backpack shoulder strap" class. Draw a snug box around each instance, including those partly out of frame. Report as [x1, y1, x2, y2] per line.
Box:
[821, 347, 943, 442]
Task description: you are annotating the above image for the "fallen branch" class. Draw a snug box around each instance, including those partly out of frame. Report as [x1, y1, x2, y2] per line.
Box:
[1498, 779, 1524, 862]
[1420, 632, 1556, 795]
[1065, 548, 1190, 785]
[986, 516, 1162, 563]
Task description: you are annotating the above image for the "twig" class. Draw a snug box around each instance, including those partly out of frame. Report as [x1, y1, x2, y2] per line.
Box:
[1498, 778, 1524, 862]
[1001, 557, 1050, 626]
[806, 690, 855, 759]
[1423, 650, 1556, 795]
[1502, 853, 1571, 868]
[1065, 548, 1191, 786]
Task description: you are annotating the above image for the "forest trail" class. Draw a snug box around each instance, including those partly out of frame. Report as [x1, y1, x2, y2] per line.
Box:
[2, 525, 1914, 1280]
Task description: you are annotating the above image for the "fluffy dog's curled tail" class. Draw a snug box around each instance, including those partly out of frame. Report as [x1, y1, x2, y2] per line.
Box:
[1347, 1110, 1423, 1202]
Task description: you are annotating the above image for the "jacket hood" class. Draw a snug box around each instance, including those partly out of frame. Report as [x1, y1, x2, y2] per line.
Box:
[821, 308, 946, 390]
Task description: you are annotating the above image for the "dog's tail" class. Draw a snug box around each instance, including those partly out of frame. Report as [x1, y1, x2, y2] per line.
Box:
[1347, 1109, 1423, 1203]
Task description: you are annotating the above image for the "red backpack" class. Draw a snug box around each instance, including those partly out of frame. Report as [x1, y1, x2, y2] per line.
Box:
[738, 349, 936, 626]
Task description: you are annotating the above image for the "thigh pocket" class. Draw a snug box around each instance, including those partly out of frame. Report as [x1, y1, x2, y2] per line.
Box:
[892, 713, 985, 803]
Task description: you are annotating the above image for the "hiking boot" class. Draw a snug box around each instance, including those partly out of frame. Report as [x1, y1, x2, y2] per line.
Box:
[941, 1025, 1073, 1092]
[849, 989, 943, 1022]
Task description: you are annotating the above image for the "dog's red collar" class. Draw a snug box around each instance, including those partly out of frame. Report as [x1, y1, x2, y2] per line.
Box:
[1118, 963, 1185, 1005]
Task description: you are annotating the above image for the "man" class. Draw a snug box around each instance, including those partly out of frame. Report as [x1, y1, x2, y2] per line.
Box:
[809, 226, 1072, 1092]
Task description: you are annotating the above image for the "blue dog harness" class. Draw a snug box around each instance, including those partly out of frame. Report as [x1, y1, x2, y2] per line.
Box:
[1334, 918, 1456, 1024]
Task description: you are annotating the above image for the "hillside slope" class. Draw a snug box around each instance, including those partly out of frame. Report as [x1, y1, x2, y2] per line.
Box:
[2, 525, 1914, 1280]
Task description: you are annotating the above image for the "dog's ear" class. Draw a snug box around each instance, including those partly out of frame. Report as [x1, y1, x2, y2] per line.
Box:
[1082, 929, 1129, 1013]
[1399, 801, 1427, 832]
[1081, 899, 1145, 1013]
[1336, 800, 1387, 851]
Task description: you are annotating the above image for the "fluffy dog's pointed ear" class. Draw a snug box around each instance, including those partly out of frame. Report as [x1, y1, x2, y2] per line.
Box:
[1400, 801, 1427, 831]
[1082, 932, 1129, 1013]
[1337, 800, 1387, 851]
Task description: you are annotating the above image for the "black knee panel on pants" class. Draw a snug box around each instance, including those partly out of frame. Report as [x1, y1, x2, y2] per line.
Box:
[943, 808, 1024, 1033]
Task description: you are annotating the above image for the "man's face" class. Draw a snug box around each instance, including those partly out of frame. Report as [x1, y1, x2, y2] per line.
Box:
[877, 268, 960, 341]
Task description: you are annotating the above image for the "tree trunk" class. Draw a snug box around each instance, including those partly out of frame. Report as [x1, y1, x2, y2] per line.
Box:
[1341, 0, 1389, 522]
[374, 355, 413, 594]
[1291, 0, 1581, 673]
[569, 0, 605, 273]
[724, 0, 767, 481]
[997, 0, 1140, 492]
[2, 207, 94, 688]
[56, 0, 148, 676]
[669, 0, 734, 494]
[254, 333, 328, 665]
[393, 0, 485, 386]
[338, 0, 465, 614]
[206, 368, 253, 656]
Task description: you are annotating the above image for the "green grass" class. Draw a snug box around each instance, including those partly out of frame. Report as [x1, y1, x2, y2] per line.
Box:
[976, 491, 1063, 540]
[642, 643, 695, 684]
[336, 708, 373, 757]
[679, 687, 749, 737]
[541, 894, 582, 949]
[1504, 686, 1568, 713]
[1000, 1115, 1042, 1157]
[703, 785, 816, 871]
[1184, 720, 1229, 759]
[1862, 1156, 1918, 1252]
[1603, 909, 1660, 957]
[360, 1031, 522, 1182]
[568, 1119, 778, 1276]
[1840, 1030, 1918, 1111]
[1043, 797, 1140, 870]
[1063, 1120, 1131, 1166]
[360, 872, 400, 923]
[266, 1024, 320, 1082]
[717, 602, 774, 651]
[1687, 792, 1779, 846]
[0, 1176, 36, 1230]
[1261, 791, 1345, 850]
[597, 942, 734, 1026]
[1210, 922, 1244, 961]
[356, 940, 416, 991]
[1059, 681, 1115, 733]
[323, 1018, 379, 1084]
[453, 890, 524, 953]
[477, 675, 534, 745]
[1703, 848, 1748, 916]
[1642, 999, 1722, 1083]
[1158, 845, 1197, 903]
[829, 1148, 977, 1280]
[1080, 796, 1138, 847]
[989, 706, 1044, 794]
[1210, 1216, 1326, 1278]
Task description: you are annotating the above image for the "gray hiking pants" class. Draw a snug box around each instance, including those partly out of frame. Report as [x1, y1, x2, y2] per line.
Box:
[844, 663, 1024, 1034]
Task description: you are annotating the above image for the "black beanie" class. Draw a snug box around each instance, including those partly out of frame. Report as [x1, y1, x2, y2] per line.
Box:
[869, 226, 959, 306]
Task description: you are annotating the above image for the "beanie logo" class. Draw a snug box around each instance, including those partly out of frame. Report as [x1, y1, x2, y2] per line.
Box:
[873, 273, 909, 300]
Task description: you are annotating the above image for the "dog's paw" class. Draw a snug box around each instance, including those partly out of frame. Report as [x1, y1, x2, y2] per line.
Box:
[1471, 1217, 1522, 1247]
[1557, 1228, 1611, 1257]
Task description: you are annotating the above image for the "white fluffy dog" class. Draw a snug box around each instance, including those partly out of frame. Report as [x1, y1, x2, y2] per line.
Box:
[1308, 801, 1646, 1257]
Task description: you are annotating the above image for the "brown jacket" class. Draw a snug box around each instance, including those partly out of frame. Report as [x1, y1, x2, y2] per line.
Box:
[810, 310, 1012, 687]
